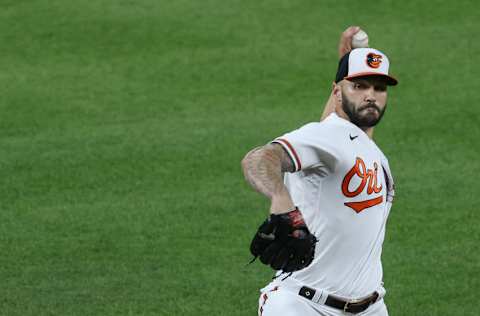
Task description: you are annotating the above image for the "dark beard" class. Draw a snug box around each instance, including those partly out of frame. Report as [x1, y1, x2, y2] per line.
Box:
[341, 92, 387, 128]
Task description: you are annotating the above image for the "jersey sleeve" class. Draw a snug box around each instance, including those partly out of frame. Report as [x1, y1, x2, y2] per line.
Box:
[271, 122, 341, 172]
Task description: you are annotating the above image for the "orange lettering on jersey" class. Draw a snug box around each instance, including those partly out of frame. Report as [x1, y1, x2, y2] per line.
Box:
[344, 196, 383, 213]
[341, 157, 383, 213]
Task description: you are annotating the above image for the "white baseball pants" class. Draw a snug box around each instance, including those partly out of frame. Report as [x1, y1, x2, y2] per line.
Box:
[258, 284, 388, 316]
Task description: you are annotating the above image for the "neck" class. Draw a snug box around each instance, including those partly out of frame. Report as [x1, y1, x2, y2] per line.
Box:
[363, 127, 374, 138]
[334, 108, 374, 139]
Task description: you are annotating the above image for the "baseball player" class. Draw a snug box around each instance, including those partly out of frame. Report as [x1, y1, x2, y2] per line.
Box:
[242, 28, 398, 315]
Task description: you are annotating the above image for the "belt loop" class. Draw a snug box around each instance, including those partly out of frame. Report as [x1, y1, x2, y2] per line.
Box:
[313, 289, 328, 304]
[376, 285, 386, 300]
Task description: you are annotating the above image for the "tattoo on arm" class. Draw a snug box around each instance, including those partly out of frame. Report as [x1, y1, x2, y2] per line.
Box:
[241, 144, 294, 199]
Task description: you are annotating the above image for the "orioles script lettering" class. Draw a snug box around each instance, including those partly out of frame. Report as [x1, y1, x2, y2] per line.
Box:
[341, 157, 383, 213]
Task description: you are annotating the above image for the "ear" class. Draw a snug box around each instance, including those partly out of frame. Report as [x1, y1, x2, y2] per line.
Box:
[332, 82, 342, 103]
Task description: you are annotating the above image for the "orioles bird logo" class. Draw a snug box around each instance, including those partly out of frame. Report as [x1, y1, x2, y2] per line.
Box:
[366, 53, 382, 68]
[341, 157, 383, 213]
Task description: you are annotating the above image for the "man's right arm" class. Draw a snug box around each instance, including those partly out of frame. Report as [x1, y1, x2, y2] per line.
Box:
[241, 143, 296, 214]
[320, 26, 361, 121]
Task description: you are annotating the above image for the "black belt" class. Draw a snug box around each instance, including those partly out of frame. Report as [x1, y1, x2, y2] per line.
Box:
[299, 286, 379, 314]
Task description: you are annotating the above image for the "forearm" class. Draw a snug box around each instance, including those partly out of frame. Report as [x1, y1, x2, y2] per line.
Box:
[241, 146, 295, 214]
[321, 90, 337, 121]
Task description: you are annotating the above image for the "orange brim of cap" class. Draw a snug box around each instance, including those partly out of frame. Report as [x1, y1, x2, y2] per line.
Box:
[344, 72, 398, 86]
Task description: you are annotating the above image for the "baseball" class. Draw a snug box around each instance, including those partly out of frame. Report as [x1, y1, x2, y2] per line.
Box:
[352, 29, 369, 48]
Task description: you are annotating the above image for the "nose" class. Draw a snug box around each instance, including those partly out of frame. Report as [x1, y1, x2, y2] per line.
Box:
[364, 87, 376, 103]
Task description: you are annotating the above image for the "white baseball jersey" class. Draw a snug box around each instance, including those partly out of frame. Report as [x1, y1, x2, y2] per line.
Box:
[271, 112, 395, 299]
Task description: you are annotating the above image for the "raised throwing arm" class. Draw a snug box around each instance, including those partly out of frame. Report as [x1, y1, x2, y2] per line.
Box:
[321, 26, 361, 121]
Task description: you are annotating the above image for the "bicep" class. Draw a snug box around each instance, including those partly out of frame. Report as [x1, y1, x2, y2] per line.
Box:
[265, 143, 295, 173]
[242, 144, 294, 176]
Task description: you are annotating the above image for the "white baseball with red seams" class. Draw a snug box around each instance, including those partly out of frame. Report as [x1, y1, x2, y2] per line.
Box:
[258, 112, 395, 316]
[352, 29, 369, 48]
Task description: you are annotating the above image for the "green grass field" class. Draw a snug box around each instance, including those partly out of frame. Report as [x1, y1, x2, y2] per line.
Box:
[1, 1, 479, 315]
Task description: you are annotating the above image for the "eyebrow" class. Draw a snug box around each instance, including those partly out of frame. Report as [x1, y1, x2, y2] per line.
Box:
[353, 78, 387, 87]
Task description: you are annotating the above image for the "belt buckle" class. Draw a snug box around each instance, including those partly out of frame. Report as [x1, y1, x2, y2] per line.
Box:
[343, 298, 361, 313]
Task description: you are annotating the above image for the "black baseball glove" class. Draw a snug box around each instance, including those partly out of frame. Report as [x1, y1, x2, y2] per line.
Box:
[250, 208, 317, 272]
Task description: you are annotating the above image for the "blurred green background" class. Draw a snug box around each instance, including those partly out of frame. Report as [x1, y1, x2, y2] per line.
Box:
[0, 0, 478, 315]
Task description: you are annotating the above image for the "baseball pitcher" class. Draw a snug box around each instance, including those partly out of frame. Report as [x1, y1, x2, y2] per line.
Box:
[242, 27, 398, 316]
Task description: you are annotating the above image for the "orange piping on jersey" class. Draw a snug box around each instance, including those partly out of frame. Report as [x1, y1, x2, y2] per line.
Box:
[259, 286, 279, 315]
[277, 138, 302, 171]
[344, 196, 383, 213]
[259, 293, 268, 315]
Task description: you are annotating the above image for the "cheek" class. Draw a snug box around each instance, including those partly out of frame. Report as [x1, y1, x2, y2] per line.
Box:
[350, 94, 364, 106]
[377, 93, 387, 106]
[344, 89, 363, 103]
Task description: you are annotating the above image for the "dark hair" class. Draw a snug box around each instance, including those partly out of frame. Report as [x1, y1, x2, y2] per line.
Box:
[335, 52, 350, 83]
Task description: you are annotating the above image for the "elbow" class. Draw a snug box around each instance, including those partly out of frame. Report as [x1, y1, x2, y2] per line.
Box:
[241, 152, 253, 174]
[241, 147, 262, 174]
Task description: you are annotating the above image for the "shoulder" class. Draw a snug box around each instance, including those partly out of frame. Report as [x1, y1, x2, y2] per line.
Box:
[290, 114, 348, 137]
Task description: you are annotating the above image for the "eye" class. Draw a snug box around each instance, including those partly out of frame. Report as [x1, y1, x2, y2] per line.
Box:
[374, 85, 387, 92]
[353, 82, 367, 89]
